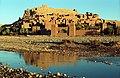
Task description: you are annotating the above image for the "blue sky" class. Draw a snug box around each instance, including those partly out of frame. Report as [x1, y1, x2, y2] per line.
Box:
[0, 0, 120, 24]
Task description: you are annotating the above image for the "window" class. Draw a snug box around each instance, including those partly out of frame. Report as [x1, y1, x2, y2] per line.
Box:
[35, 8, 37, 10]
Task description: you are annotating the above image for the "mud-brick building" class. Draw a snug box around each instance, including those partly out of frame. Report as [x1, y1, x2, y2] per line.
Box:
[1, 4, 120, 36]
[20, 4, 120, 36]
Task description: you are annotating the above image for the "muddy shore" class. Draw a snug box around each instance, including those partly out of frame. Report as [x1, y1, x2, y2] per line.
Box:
[0, 35, 120, 56]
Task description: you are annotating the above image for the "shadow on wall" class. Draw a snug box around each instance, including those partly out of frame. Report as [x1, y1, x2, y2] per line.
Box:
[76, 30, 99, 36]
[85, 31, 99, 35]
[31, 22, 51, 35]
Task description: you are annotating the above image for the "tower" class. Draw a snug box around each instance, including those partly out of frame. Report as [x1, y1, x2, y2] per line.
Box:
[69, 21, 76, 36]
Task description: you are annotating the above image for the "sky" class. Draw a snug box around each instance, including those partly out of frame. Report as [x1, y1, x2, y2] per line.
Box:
[0, 0, 120, 24]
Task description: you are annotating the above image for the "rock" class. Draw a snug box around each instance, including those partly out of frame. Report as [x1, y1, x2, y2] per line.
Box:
[53, 75, 56, 78]
[3, 65, 7, 68]
[48, 71, 51, 74]
[20, 68, 22, 71]
[117, 41, 120, 45]
[57, 72, 61, 76]
[39, 74, 43, 78]
[63, 73, 67, 77]
[36, 74, 39, 77]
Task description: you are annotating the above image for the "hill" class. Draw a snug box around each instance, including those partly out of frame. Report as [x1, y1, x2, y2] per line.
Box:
[1, 4, 120, 36]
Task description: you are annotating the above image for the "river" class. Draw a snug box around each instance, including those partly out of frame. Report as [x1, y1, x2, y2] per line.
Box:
[0, 51, 120, 78]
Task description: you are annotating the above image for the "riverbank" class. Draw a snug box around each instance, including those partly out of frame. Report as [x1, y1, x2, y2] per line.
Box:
[0, 64, 77, 78]
[0, 35, 120, 56]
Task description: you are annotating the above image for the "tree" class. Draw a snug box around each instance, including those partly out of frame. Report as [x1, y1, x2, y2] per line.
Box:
[75, 22, 82, 30]
[0, 27, 3, 34]
[5, 28, 10, 35]
[19, 28, 28, 35]
[89, 25, 101, 30]
[10, 31, 14, 35]
[19, 28, 25, 35]
[104, 27, 114, 35]
[116, 27, 120, 35]
[84, 25, 89, 30]
[2, 31, 6, 35]
[24, 28, 28, 35]
[11, 26, 19, 32]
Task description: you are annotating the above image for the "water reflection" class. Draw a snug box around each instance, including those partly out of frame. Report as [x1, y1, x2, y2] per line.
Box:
[0, 51, 120, 78]
[22, 52, 78, 69]
[85, 57, 120, 66]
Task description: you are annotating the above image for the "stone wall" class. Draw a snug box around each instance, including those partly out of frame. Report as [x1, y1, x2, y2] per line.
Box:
[32, 26, 40, 32]
[22, 22, 31, 28]
[69, 22, 76, 36]
[76, 30, 99, 36]
[51, 24, 58, 37]
[44, 20, 52, 30]
[32, 4, 78, 15]
[57, 33, 68, 37]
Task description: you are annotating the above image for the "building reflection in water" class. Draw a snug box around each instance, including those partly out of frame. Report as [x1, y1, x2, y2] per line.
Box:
[22, 52, 78, 69]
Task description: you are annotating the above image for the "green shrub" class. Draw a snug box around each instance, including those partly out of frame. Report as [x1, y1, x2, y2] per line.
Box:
[0, 27, 3, 34]
[19, 28, 25, 34]
[19, 28, 28, 35]
[61, 29, 67, 33]
[75, 22, 82, 30]
[104, 27, 114, 35]
[10, 31, 14, 35]
[116, 27, 120, 35]
[2, 31, 7, 35]
[6, 28, 10, 35]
